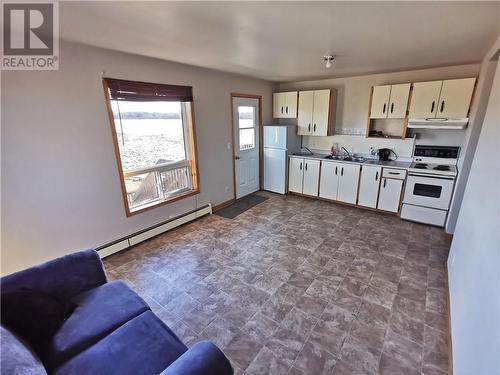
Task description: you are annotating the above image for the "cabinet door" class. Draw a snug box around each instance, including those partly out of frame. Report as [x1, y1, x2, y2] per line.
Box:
[283, 91, 298, 118]
[409, 81, 443, 118]
[337, 164, 361, 204]
[302, 159, 320, 196]
[288, 158, 304, 193]
[298, 91, 314, 135]
[438, 78, 476, 118]
[377, 178, 403, 213]
[357, 166, 382, 208]
[370, 85, 391, 119]
[387, 83, 411, 119]
[312, 89, 331, 136]
[319, 162, 340, 200]
[273, 93, 285, 118]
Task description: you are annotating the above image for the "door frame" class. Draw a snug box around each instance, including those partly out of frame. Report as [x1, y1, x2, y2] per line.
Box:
[230, 93, 263, 201]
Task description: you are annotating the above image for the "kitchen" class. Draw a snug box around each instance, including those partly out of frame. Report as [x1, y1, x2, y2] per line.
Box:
[263, 64, 478, 231]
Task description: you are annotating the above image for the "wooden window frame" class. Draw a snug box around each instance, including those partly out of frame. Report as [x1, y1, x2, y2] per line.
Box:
[102, 79, 200, 217]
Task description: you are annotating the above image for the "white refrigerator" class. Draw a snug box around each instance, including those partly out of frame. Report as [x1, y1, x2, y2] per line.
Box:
[263, 125, 300, 194]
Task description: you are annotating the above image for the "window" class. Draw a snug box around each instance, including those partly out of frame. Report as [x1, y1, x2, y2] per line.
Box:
[103, 78, 199, 216]
[238, 106, 256, 150]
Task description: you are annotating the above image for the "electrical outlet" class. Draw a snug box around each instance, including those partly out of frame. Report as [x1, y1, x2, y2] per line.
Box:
[225, 186, 230, 192]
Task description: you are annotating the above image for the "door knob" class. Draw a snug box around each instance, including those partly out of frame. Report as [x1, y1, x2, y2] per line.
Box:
[235, 156, 240, 160]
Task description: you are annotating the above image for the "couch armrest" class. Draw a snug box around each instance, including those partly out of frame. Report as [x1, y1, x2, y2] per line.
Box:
[160, 341, 233, 375]
[1, 249, 107, 301]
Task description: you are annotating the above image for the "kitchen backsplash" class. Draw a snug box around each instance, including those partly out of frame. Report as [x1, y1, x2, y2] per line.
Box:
[302, 134, 416, 158]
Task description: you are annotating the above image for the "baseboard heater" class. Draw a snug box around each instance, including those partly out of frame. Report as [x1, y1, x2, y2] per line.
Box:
[96, 203, 212, 258]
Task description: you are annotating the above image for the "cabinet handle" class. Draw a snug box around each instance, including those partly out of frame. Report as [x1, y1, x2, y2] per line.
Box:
[440, 101, 445, 113]
[382, 103, 386, 114]
[313, 124, 316, 132]
[375, 171, 379, 181]
[281, 106, 284, 114]
[388, 172, 399, 175]
[390, 103, 394, 114]
[341, 167, 344, 177]
[335, 166, 338, 175]
[308, 124, 311, 132]
[383, 178, 387, 188]
[305, 163, 308, 171]
[299, 162, 302, 170]
[286, 106, 288, 114]
[431, 101, 435, 113]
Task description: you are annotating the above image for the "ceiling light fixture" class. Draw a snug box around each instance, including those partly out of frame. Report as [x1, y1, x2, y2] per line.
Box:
[324, 55, 335, 69]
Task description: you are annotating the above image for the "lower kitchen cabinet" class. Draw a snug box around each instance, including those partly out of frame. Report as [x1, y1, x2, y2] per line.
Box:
[302, 159, 321, 196]
[288, 157, 320, 196]
[337, 164, 361, 204]
[289, 158, 304, 193]
[358, 165, 382, 208]
[319, 161, 360, 204]
[377, 177, 404, 213]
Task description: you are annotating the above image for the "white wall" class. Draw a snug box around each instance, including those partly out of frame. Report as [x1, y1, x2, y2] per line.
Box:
[447, 45, 500, 375]
[1, 41, 275, 275]
[447, 36, 500, 233]
[279, 64, 480, 157]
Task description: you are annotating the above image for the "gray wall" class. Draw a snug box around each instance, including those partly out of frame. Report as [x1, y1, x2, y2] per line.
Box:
[447, 36, 500, 233]
[447, 45, 500, 375]
[1, 41, 275, 275]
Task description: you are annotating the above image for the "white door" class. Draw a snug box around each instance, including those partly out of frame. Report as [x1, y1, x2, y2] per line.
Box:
[337, 164, 361, 204]
[298, 91, 314, 135]
[264, 126, 287, 149]
[358, 165, 382, 208]
[370, 85, 391, 119]
[387, 83, 411, 119]
[233, 97, 260, 199]
[273, 93, 284, 118]
[378, 178, 403, 213]
[302, 159, 320, 196]
[312, 89, 331, 136]
[438, 78, 476, 118]
[409, 81, 443, 118]
[264, 148, 286, 194]
[283, 92, 298, 118]
[288, 157, 304, 193]
[319, 161, 340, 200]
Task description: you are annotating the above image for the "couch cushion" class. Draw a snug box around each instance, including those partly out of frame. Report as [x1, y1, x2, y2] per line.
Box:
[1, 326, 47, 375]
[54, 311, 188, 375]
[1, 288, 75, 351]
[44, 280, 149, 369]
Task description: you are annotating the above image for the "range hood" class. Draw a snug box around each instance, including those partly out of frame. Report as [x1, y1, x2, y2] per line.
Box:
[408, 118, 469, 130]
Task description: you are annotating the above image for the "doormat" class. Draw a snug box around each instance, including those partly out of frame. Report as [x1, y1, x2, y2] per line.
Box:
[214, 194, 268, 219]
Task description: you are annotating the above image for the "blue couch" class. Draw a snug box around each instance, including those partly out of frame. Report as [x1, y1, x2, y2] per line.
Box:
[0, 249, 233, 375]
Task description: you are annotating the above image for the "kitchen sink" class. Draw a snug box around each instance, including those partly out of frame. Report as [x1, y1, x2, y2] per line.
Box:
[324, 155, 365, 163]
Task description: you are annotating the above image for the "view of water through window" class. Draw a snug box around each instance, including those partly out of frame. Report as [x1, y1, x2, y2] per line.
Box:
[111, 101, 186, 171]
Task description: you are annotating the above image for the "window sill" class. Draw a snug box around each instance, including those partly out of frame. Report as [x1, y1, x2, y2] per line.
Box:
[125, 189, 200, 217]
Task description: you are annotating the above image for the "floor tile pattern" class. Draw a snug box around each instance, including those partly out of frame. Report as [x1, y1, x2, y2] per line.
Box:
[104, 192, 452, 375]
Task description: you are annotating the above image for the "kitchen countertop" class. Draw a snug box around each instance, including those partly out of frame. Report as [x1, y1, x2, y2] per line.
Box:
[289, 153, 412, 169]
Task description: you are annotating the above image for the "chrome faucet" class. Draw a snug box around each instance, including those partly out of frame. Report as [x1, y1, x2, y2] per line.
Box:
[341, 147, 351, 158]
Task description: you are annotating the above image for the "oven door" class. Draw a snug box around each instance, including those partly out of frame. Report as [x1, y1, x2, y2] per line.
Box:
[403, 174, 455, 210]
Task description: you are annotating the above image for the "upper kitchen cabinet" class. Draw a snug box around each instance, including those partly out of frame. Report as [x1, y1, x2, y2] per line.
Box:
[273, 91, 298, 119]
[370, 83, 411, 119]
[297, 89, 335, 136]
[409, 78, 476, 119]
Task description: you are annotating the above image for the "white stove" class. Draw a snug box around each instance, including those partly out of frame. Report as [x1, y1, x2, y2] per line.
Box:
[401, 145, 460, 227]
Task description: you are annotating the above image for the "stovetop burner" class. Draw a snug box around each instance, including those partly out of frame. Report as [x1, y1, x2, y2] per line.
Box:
[433, 165, 451, 171]
[414, 163, 428, 169]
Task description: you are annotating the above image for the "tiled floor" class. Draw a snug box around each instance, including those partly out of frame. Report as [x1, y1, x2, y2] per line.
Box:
[104, 192, 451, 375]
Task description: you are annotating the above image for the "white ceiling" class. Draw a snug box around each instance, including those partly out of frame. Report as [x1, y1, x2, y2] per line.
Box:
[60, 1, 500, 82]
